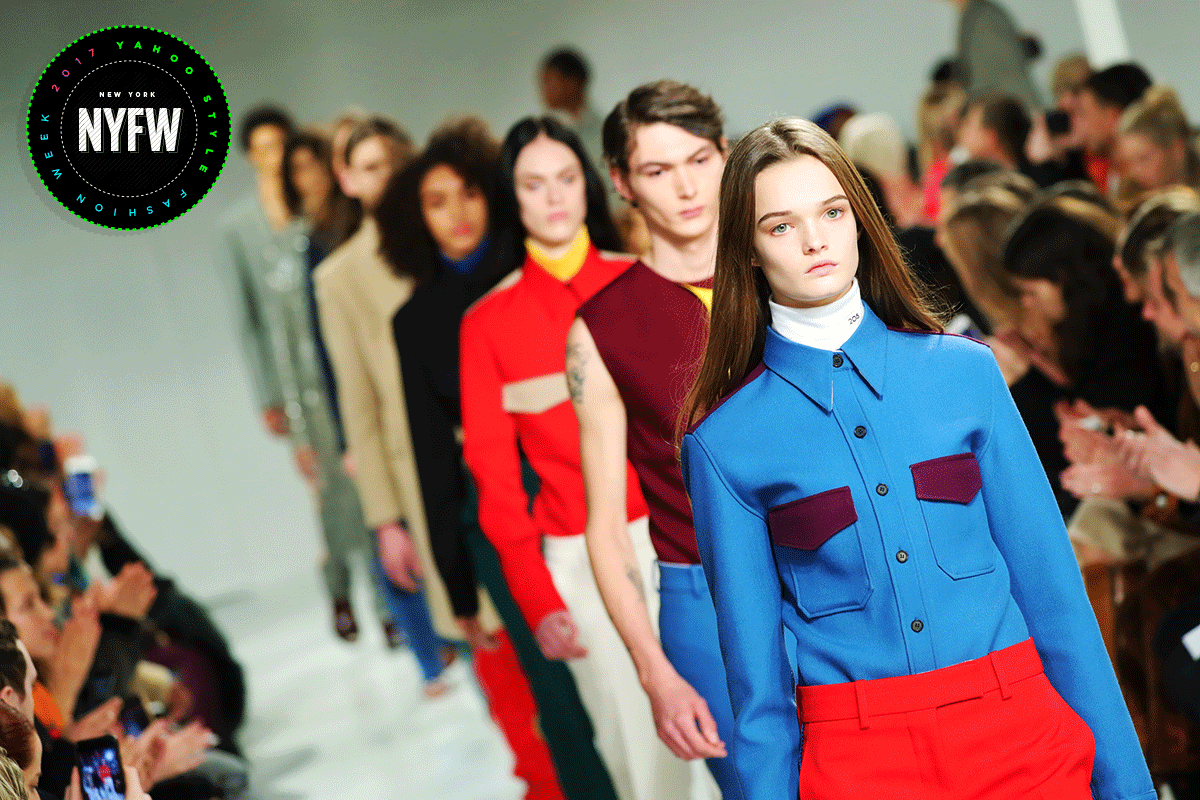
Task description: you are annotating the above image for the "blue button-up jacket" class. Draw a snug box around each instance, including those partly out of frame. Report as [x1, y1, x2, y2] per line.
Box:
[680, 304, 1153, 800]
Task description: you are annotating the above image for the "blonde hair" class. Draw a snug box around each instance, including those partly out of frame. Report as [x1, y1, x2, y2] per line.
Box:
[0, 750, 24, 800]
[839, 113, 906, 178]
[943, 186, 1027, 329]
[1051, 53, 1091, 100]
[917, 85, 966, 173]
[1120, 86, 1192, 148]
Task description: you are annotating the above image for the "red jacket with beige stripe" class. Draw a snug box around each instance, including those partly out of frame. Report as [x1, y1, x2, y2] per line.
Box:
[460, 245, 649, 629]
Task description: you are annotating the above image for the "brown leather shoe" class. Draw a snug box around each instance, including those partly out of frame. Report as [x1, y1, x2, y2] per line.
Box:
[333, 598, 358, 642]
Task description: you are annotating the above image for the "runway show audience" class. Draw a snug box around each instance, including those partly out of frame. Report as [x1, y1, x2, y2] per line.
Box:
[13, 3, 1200, 797]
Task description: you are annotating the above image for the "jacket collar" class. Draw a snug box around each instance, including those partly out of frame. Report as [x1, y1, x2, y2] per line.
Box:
[762, 302, 888, 412]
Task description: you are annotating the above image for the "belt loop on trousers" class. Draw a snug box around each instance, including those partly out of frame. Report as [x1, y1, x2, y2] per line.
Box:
[853, 680, 871, 729]
[989, 650, 1013, 700]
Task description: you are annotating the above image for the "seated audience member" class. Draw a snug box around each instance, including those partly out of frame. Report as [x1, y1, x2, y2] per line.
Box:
[0, 749, 25, 800]
[940, 183, 1029, 335]
[1001, 197, 1167, 515]
[1056, 192, 1200, 569]
[935, 158, 1007, 244]
[956, 94, 1049, 185]
[0, 562, 218, 800]
[1116, 87, 1200, 207]
[1128, 212, 1200, 503]
[917, 81, 965, 221]
[1112, 188, 1200, 304]
[811, 102, 857, 141]
[1073, 63, 1153, 197]
[0, 704, 38, 800]
[1026, 54, 1092, 184]
[839, 112, 923, 226]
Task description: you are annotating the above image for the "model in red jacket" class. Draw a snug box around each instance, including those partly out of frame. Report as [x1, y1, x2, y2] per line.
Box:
[461, 117, 702, 800]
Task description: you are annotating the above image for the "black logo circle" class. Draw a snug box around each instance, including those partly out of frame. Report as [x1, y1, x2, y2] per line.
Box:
[27, 27, 230, 231]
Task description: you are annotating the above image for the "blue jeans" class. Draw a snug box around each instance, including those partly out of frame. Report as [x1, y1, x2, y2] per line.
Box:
[371, 552, 445, 682]
[657, 562, 744, 800]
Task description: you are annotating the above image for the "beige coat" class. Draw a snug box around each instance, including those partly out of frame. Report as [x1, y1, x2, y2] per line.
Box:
[314, 219, 499, 637]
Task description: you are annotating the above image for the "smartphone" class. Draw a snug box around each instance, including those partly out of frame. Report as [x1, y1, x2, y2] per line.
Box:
[75, 734, 126, 800]
[119, 696, 151, 738]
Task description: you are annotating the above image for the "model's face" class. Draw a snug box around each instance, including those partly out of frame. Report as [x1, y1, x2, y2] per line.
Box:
[1117, 132, 1184, 192]
[514, 134, 587, 253]
[753, 155, 859, 309]
[347, 136, 398, 212]
[0, 568, 58, 664]
[289, 146, 332, 217]
[1013, 276, 1067, 347]
[1165, 253, 1200, 335]
[420, 164, 489, 260]
[611, 122, 724, 245]
[1074, 90, 1119, 154]
[1143, 257, 1189, 345]
[246, 124, 287, 176]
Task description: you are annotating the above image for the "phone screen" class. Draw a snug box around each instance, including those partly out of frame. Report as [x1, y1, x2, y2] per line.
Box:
[76, 735, 126, 800]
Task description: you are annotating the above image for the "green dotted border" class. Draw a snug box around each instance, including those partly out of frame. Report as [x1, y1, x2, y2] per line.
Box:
[25, 25, 232, 233]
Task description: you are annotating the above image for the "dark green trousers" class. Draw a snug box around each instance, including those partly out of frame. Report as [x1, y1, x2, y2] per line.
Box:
[461, 468, 617, 800]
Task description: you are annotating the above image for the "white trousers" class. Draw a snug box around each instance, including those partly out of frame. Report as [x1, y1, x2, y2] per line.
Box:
[543, 518, 719, 800]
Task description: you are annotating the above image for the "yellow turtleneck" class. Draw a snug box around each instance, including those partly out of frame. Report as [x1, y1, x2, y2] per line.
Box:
[682, 283, 713, 313]
[526, 226, 590, 282]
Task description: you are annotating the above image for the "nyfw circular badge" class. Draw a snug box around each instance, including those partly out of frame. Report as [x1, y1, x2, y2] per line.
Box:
[27, 27, 230, 231]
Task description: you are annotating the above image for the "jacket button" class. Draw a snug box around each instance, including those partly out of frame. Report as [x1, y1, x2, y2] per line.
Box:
[896, 550, 908, 563]
[832, 354, 844, 368]
[854, 426, 866, 438]
[876, 483, 888, 496]
[911, 619, 924, 632]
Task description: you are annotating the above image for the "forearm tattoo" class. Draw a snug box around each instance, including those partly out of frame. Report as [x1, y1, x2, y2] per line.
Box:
[566, 339, 586, 404]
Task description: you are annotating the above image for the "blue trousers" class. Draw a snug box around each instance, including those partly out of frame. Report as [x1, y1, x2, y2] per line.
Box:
[371, 552, 446, 682]
[657, 562, 744, 800]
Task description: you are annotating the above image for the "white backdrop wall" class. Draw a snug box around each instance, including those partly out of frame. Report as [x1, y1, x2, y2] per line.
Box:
[0, 0, 1195, 598]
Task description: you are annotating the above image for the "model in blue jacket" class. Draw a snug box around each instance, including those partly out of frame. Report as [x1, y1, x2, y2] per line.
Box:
[679, 118, 1153, 800]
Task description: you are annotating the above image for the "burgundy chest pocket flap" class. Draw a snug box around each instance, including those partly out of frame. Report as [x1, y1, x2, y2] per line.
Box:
[910, 452, 982, 504]
[768, 486, 858, 550]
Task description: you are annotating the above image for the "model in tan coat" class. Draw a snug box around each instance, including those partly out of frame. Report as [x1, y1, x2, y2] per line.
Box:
[313, 122, 500, 644]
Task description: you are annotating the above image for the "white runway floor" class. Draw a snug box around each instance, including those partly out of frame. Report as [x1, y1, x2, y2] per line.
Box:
[206, 561, 525, 800]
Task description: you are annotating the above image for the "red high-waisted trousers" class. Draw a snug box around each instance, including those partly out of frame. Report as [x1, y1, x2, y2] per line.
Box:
[796, 639, 1095, 799]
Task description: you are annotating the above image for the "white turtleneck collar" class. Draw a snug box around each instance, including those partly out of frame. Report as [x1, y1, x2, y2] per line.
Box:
[769, 279, 864, 352]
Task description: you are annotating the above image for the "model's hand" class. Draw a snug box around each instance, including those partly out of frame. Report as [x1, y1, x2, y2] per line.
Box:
[1118, 406, 1200, 500]
[1060, 461, 1157, 501]
[535, 610, 587, 660]
[376, 522, 422, 592]
[262, 406, 289, 436]
[341, 451, 357, 478]
[643, 663, 727, 760]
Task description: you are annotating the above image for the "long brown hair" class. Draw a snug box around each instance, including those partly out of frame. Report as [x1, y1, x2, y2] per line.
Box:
[684, 118, 942, 430]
